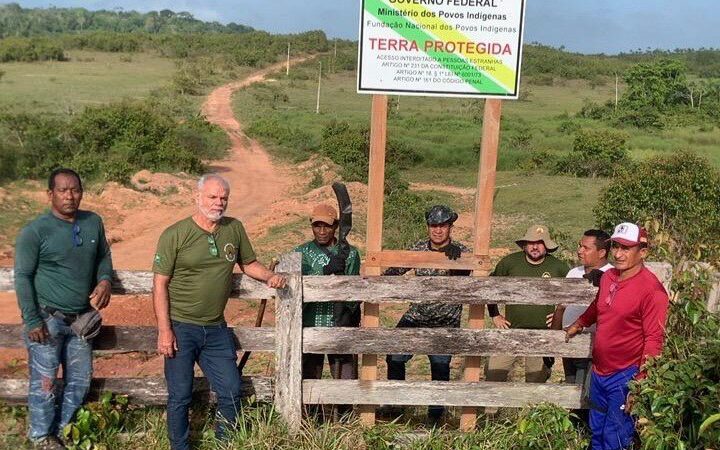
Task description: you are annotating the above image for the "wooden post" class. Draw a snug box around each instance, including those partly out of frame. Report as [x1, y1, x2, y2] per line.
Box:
[460, 99, 503, 431]
[359, 94, 388, 425]
[274, 252, 303, 433]
[614, 73, 619, 111]
[316, 61, 322, 114]
[286, 43, 291, 76]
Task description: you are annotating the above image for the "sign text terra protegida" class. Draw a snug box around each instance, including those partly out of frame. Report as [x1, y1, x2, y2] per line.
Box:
[368, 38, 512, 56]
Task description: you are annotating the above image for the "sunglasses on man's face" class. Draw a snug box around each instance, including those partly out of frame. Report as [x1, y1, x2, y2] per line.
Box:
[207, 235, 219, 257]
[72, 223, 83, 247]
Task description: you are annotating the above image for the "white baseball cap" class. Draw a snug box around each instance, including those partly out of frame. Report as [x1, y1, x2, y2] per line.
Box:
[610, 222, 648, 247]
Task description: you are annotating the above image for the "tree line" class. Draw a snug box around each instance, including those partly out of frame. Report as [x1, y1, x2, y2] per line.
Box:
[0, 29, 330, 65]
[0, 3, 253, 37]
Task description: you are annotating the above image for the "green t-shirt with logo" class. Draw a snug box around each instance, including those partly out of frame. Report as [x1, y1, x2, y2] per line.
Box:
[491, 251, 569, 329]
[152, 216, 256, 326]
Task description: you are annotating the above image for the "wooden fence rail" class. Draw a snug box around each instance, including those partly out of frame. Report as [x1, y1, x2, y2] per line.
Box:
[0, 260, 686, 433]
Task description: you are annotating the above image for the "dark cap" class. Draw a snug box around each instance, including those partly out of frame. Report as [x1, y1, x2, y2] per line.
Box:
[425, 205, 458, 225]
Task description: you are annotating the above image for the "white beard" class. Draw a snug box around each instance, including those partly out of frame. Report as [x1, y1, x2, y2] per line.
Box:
[199, 203, 225, 222]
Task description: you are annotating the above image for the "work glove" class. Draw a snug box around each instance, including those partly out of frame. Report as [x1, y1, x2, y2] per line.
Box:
[440, 243, 462, 260]
[583, 269, 604, 287]
[323, 254, 347, 275]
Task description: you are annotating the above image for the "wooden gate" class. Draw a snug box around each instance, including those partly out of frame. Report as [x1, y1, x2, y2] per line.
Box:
[0, 260, 673, 433]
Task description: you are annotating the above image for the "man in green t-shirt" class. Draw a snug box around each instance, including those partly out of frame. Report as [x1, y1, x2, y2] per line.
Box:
[15, 168, 113, 450]
[152, 174, 286, 450]
[295, 203, 361, 418]
[485, 225, 569, 383]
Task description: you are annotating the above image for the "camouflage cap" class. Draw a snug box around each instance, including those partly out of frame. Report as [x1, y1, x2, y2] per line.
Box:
[425, 205, 458, 225]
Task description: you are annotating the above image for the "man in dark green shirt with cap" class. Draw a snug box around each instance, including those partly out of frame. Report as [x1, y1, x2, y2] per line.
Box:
[15, 168, 113, 449]
[296, 203, 361, 418]
[485, 224, 569, 384]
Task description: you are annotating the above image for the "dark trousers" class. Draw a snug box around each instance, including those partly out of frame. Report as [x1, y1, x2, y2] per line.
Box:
[303, 353, 357, 418]
[386, 316, 452, 419]
[303, 353, 358, 380]
[164, 321, 242, 450]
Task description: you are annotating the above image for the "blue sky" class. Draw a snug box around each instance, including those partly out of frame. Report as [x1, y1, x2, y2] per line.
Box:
[9, 0, 720, 54]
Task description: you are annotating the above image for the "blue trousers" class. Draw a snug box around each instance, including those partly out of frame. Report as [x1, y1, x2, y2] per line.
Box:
[164, 321, 242, 450]
[24, 313, 93, 441]
[589, 365, 639, 450]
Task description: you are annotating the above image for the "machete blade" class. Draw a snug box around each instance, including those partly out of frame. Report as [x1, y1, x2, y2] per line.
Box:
[332, 182, 353, 244]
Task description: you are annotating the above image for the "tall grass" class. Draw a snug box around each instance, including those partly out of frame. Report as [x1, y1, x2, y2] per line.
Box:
[0, 401, 588, 449]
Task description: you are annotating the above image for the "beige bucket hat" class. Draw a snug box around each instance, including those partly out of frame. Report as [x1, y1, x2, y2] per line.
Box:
[515, 224, 559, 252]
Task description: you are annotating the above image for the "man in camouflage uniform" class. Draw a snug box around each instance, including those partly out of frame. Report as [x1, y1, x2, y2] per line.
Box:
[385, 205, 471, 422]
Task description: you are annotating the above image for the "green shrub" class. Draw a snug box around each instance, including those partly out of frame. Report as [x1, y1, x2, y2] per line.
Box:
[63, 392, 129, 449]
[0, 113, 71, 178]
[512, 403, 588, 449]
[0, 37, 66, 62]
[0, 100, 226, 184]
[517, 149, 558, 173]
[318, 120, 421, 186]
[557, 119, 581, 134]
[633, 266, 720, 449]
[246, 117, 316, 160]
[0, 142, 18, 182]
[577, 99, 614, 120]
[594, 151, 720, 261]
[555, 129, 631, 178]
[615, 106, 665, 129]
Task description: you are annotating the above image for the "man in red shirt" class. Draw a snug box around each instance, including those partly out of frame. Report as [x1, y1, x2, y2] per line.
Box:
[565, 222, 669, 450]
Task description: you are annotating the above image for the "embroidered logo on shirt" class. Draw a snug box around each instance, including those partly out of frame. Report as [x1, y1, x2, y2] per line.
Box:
[154, 254, 162, 264]
[224, 243, 237, 262]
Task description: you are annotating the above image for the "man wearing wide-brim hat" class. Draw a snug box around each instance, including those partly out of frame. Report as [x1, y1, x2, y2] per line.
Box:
[485, 224, 569, 384]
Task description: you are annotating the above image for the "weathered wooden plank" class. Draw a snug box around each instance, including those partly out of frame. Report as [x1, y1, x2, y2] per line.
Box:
[364, 251, 490, 272]
[0, 268, 275, 299]
[645, 262, 673, 290]
[302, 380, 584, 409]
[303, 327, 592, 358]
[708, 280, 720, 313]
[303, 276, 599, 304]
[0, 324, 275, 352]
[273, 253, 303, 432]
[1, 264, 674, 302]
[0, 376, 273, 405]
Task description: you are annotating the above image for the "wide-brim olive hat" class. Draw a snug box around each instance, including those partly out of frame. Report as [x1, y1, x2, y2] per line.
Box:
[515, 224, 558, 252]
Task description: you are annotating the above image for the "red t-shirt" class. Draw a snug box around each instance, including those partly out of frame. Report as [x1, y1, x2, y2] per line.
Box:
[578, 265, 669, 378]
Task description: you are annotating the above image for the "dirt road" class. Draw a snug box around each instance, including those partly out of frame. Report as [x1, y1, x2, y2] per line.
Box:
[111, 59, 305, 269]
[0, 59, 309, 377]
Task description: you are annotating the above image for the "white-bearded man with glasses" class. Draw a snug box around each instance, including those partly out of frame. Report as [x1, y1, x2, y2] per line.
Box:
[152, 173, 285, 450]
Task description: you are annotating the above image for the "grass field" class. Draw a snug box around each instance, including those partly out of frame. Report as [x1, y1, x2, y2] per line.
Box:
[233, 64, 620, 250]
[0, 51, 178, 115]
[235, 63, 720, 170]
